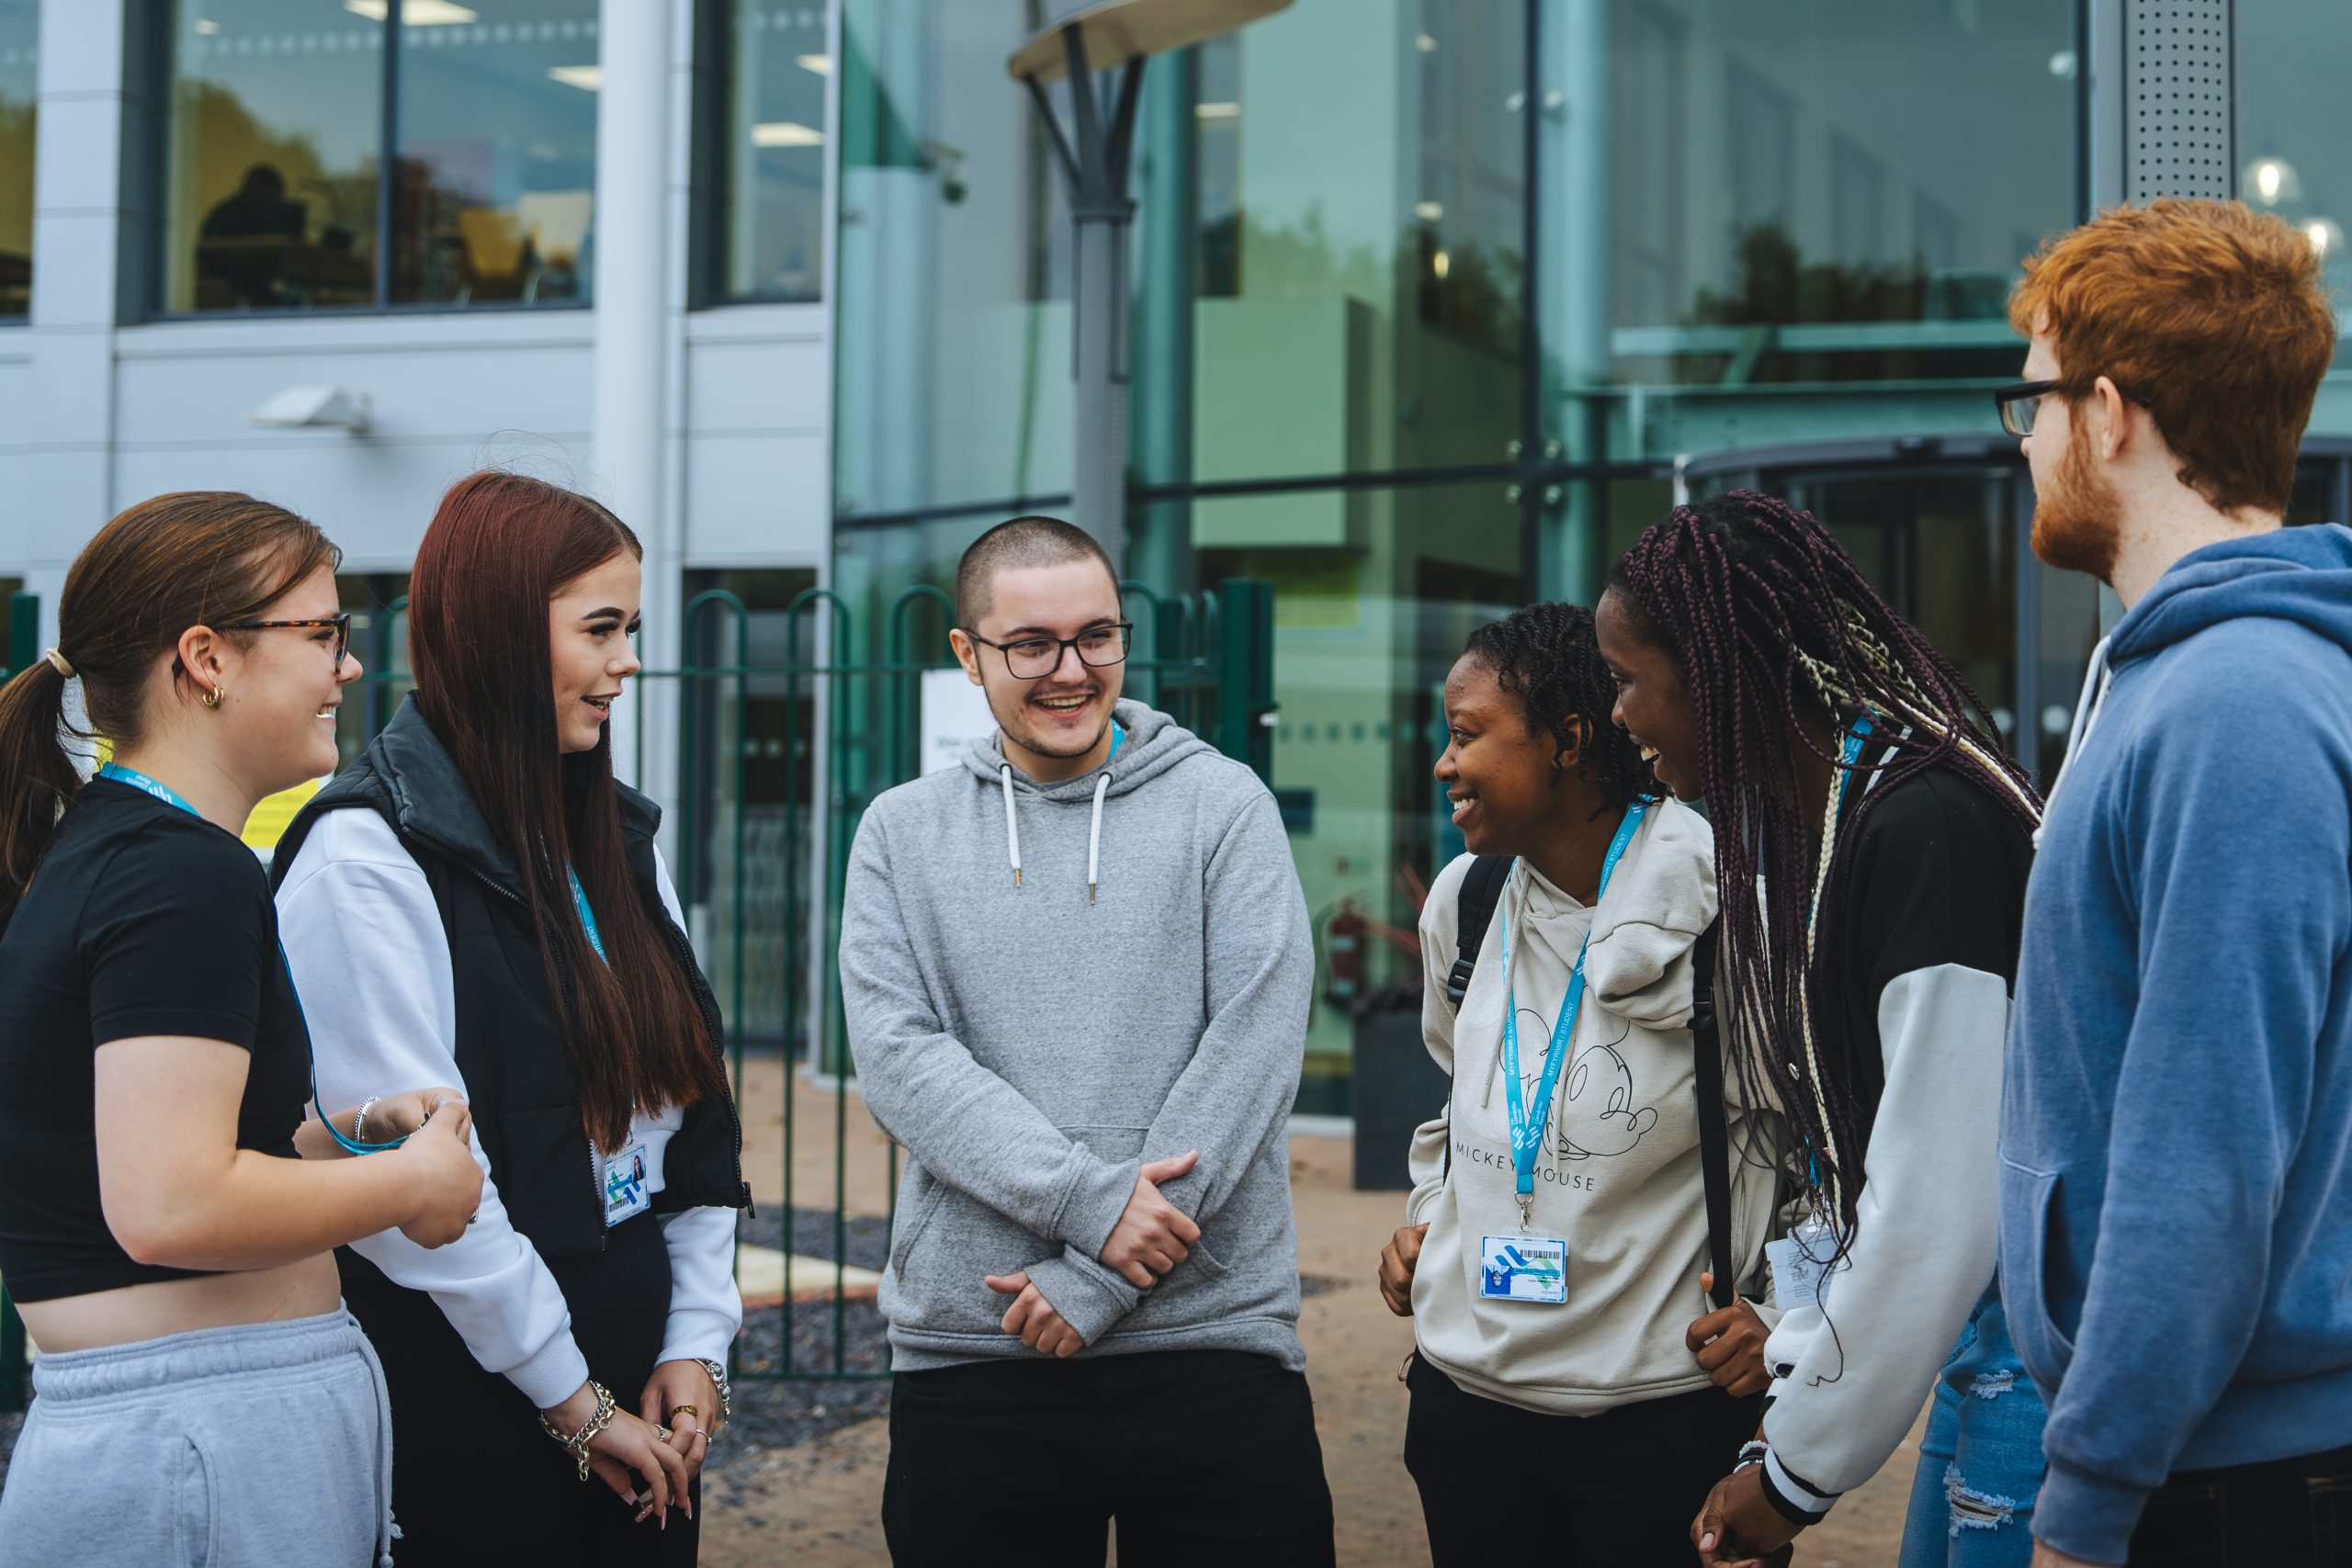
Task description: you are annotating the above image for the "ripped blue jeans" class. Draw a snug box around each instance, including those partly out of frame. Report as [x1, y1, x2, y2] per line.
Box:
[1897, 1284, 2050, 1568]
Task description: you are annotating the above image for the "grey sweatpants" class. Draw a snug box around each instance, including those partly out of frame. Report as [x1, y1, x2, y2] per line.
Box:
[0, 1307, 395, 1567]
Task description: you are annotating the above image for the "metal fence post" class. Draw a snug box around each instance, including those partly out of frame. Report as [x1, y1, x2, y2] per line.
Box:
[0, 1281, 24, 1412]
[1215, 579, 1275, 782]
[6, 592, 38, 681]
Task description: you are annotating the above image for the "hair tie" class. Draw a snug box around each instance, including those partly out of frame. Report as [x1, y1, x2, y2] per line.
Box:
[42, 648, 74, 679]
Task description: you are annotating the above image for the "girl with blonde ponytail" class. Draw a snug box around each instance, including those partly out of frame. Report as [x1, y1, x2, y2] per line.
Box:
[0, 493, 483, 1568]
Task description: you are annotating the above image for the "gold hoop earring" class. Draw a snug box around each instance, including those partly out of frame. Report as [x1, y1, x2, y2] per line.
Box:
[201, 683, 226, 710]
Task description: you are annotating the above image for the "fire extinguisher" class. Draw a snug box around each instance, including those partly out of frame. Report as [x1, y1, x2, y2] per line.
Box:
[1325, 900, 1366, 1010]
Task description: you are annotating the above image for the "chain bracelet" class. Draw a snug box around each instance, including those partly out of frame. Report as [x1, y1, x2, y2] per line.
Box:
[538, 1381, 618, 1483]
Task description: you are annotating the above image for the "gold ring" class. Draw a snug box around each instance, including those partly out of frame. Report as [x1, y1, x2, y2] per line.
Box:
[667, 1404, 698, 1421]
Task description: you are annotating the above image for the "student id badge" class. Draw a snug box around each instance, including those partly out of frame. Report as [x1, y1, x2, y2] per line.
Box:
[1478, 1235, 1568, 1304]
[1766, 1219, 1838, 1310]
[603, 1143, 651, 1226]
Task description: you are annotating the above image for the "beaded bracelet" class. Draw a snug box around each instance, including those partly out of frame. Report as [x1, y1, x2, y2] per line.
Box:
[539, 1381, 618, 1482]
[1734, 1438, 1770, 1472]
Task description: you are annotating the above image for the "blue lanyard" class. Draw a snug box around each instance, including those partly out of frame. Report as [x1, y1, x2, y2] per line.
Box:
[98, 762, 404, 1156]
[567, 867, 608, 964]
[1108, 718, 1126, 763]
[1497, 797, 1651, 1223]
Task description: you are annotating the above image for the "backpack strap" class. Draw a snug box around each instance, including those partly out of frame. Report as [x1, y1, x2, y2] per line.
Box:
[1690, 919, 1736, 1309]
[1445, 854, 1513, 1008]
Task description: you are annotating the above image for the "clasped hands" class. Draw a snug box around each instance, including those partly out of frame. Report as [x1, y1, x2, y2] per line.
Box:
[983, 1150, 1202, 1359]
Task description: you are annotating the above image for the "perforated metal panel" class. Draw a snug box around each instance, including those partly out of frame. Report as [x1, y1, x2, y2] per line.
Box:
[2126, 0, 2233, 200]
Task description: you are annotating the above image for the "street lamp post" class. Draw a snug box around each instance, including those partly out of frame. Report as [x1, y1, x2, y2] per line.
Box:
[1009, 0, 1290, 572]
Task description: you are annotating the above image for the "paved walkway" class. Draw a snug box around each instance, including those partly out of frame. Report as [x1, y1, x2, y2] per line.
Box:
[705, 1060, 1923, 1566]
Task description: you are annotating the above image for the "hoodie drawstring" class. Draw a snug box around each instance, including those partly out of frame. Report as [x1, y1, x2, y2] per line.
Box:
[1000, 765, 1023, 887]
[2034, 634, 2114, 850]
[1088, 773, 1110, 905]
[998, 762, 1114, 901]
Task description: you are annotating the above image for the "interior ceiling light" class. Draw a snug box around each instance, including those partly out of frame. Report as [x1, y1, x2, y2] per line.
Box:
[2248, 157, 2301, 207]
[752, 121, 825, 148]
[1194, 102, 1240, 119]
[797, 53, 831, 74]
[345, 0, 480, 22]
[548, 64, 602, 90]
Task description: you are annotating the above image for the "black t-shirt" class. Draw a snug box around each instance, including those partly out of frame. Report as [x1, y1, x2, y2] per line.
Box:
[0, 778, 312, 1302]
[1816, 746, 2036, 1124]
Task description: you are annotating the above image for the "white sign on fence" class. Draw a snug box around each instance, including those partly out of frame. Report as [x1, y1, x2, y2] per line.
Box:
[920, 667, 999, 774]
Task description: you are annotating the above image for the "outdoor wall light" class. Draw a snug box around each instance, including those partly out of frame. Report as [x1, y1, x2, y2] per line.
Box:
[244, 386, 372, 434]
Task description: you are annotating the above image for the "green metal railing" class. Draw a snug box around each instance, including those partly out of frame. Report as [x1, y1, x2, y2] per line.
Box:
[1, 592, 34, 1410]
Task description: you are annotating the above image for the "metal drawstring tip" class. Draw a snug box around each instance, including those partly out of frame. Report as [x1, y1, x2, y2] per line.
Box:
[1089, 883, 1097, 905]
[1013, 869, 1022, 888]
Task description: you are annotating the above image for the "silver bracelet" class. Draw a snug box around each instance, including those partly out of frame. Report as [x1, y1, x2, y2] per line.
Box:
[352, 1095, 382, 1145]
[694, 1358, 732, 1432]
[1734, 1438, 1770, 1472]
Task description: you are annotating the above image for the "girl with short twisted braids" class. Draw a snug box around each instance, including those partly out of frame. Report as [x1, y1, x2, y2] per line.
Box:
[1377, 603, 1789, 1566]
[1595, 490, 2048, 1568]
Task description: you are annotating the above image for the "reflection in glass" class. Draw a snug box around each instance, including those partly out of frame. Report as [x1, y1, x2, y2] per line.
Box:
[163, 0, 383, 312]
[1609, 0, 2070, 389]
[392, 4, 598, 307]
[0, 3, 32, 320]
[719, 3, 827, 300]
[2236, 0, 2352, 383]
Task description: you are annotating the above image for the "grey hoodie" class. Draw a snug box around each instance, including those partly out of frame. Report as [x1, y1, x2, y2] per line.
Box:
[841, 700, 1312, 1371]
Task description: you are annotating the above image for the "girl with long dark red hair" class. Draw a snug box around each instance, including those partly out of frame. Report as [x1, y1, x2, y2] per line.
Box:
[273, 471, 748, 1564]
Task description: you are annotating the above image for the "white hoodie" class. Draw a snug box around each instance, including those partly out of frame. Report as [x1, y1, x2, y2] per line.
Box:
[1407, 797, 1782, 1416]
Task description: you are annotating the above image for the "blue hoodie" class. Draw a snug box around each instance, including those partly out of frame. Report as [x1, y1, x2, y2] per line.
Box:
[2003, 524, 2352, 1562]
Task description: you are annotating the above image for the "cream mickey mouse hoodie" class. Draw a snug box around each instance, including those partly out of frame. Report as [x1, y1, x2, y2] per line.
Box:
[1406, 796, 1782, 1416]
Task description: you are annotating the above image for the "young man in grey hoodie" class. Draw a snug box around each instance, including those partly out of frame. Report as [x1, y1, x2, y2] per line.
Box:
[842, 516, 1336, 1566]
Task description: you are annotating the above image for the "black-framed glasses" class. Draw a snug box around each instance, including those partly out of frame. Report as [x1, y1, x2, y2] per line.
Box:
[1994, 378, 2153, 438]
[965, 621, 1133, 680]
[220, 613, 353, 664]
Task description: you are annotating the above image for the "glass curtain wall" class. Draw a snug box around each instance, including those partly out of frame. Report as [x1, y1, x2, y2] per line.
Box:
[2237, 0, 2352, 430]
[0, 2, 35, 319]
[715, 2, 828, 300]
[158, 0, 597, 314]
[831, 0, 2098, 1107]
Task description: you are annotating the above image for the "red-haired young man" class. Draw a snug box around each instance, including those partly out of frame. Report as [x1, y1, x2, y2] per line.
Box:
[2000, 199, 2352, 1568]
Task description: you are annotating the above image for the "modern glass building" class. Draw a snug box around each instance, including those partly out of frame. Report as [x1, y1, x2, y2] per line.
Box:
[827, 0, 2352, 1106]
[1, 0, 2346, 1110]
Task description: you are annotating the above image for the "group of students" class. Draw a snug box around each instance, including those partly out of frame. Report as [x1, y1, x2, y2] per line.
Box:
[0, 197, 2346, 1568]
[844, 196, 2352, 1568]
[0, 474, 747, 1565]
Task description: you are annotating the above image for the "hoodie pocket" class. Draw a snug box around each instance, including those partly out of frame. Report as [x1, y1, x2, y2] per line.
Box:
[1997, 1156, 2076, 1383]
[888, 1126, 1150, 1337]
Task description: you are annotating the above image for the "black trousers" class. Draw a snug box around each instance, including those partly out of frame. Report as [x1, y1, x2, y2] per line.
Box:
[1404, 1352, 1762, 1568]
[881, 1348, 1337, 1567]
[2125, 1443, 2352, 1566]
[341, 1211, 701, 1567]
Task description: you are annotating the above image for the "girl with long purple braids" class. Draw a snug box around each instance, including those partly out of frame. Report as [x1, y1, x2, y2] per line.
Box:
[1594, 490, 2049, 1568]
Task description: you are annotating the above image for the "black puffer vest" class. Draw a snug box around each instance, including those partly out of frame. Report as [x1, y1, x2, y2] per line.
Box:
[272, 697, 750, 1258]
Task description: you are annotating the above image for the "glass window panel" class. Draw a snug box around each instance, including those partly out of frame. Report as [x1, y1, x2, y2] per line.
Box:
[391, 2, 597, 309]
[0, 2, 33, 320]
[834, 0, 1077, 516]
[1601, 1, 2072, 397]
[2236, 0, 2352, 394]
[719, 2, 827, 301]
[1174, 2, 1526, 484]
[161, 1, 384, 313]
